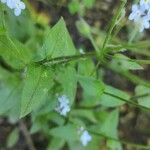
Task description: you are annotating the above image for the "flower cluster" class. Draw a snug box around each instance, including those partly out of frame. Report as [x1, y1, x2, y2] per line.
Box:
[78, 127, 92, 146]
[129, 0, 150, 32]
[0, 0, 25, 16]
[55, 95, 71, 116]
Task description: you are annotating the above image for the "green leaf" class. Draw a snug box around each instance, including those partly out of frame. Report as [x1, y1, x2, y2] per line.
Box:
[49, 124, 79, 141]
[40, 18, 76, 59]
[0, 67, 21, 116]
[70, 109, 97, 123]
[99, 85, 130, 107]
[111, 54, 143, 71]
[7, 128, 19, 148]
[83, 0, 95, 8]
[89, 110, 121, 149]
[20, 64, 54, 118]
[68, 1, 80, 14]
[57, 65, 77, 104]
[78, 75, 105, 106]
[100, 110, 119, 138]
[107, 140, 123, 150]
[78, 59, 96, 77]
[0, 35, 31, 69]
[135, 85, 150, 108]
[76, 19, 91, 37]
[47, 138, 65, 150]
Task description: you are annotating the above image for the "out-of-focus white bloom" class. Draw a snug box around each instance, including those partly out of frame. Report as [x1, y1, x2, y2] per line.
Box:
[139, 16, 150, 32]
[129, 1, 150, 32]
[55, 95, 71, 116]
[0, 0, 25, 16]
[129, 4, 144, 21]
[140, 0, 150, 10]
[80, 130, 92, 146]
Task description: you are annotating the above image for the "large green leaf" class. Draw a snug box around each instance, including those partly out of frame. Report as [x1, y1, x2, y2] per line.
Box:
[0, 35, 31, 69]
[20, 64, 54, 117]
[40, 18, 76, 59]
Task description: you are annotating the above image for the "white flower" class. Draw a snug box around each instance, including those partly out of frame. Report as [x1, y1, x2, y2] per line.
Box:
[129, 2, 150, 32]
[128, 4, 144, 21]
[55, 95, 71, 116]
[139, 16, 150, 32]
[13, 0, 25, 16]
[80, 130, 92, 146]
[140, 0, 150, 10]
[0, 0, 25, 16]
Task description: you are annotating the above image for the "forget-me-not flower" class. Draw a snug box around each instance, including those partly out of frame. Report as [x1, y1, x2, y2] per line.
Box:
[129, 0, 150, 32]
[0, 0, 25, 16]
[139, 16, 150, 32]
[55, 95, 71, 116]
[80, 130, 92, 146]
[129, 4, 144, 21]
[140, 0, 150, 10]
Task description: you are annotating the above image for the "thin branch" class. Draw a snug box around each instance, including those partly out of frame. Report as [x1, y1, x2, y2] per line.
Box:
[104, 92, 150, 112]
[19, 120, 36, 150]
[37, 52, 96, 65]
[78, 92, 150, 112]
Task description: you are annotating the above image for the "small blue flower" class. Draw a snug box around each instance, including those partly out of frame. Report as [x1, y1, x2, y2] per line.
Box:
[13, 0, 25, 16]
[80, 130, 92, 146]
[129, 1, 150, 32]
[55, 95, 71, 116]
[140, 0, 150, 10]
[128, 4, 144, 22]
[139, 16, 150, 32]
[0, 0, 25, 16]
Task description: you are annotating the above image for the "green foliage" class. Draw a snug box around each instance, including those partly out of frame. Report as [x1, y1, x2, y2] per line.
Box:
[0, 1, 150, 149]
[68, 0, 95, 16]
[20, 64, 54, 117]
[49, 124, 79, 141]
[99, 85, 130, 107]
[40, 18, 76, 60]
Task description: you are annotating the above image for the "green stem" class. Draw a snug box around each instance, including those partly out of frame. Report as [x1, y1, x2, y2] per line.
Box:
[89, 131, 150, 150]
[104, 91, 150, 111]
[88, 34, 99, 53]
[78, 92, 150, 111]
[37, 52, 96, 65]
[108, 65, 150, 87]
[101, 0, 127, 51]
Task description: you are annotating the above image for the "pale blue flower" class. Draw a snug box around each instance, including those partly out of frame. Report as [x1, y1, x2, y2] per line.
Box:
[139, 16, 150, 32]
[129, 4, 144, 21]
[140, 0, 150, 10]
[13, 0, 25, 16]
[80, 130, 92, 146]
[0, 0, 25, 16]
[55, 95, 70, 116]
